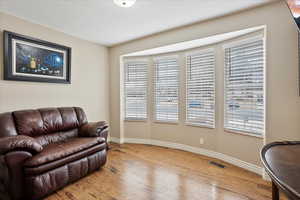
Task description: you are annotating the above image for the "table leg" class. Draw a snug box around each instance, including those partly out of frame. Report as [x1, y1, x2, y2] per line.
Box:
[272, 181, 279, 200]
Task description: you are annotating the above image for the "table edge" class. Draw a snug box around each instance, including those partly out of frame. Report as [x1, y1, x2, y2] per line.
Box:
[261, 141, 300, 200]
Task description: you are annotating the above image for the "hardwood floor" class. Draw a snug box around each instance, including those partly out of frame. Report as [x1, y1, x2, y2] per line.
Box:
[46, 143, 286, 200]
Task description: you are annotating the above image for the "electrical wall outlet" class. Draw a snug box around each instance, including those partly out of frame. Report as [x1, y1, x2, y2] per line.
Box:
[199, 138, 204, 145]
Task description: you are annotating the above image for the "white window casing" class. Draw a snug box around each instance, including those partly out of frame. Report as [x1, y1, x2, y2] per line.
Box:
[224, 37, 265, 137]
[154, 56, 179, 123]
[186, 49, 215, 128]
[124, 61, 148, 120]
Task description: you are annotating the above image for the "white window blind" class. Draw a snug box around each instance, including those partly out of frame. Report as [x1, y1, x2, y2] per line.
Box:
[186, 50, 215, 128]
[124, 61, 148, 120]
[154, 57, 179, 122]
[224, 38, 265, 136]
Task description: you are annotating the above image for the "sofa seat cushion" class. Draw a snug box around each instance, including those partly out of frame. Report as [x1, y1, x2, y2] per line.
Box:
[24, 137, 105, 168]
[24, 142, 106, 176]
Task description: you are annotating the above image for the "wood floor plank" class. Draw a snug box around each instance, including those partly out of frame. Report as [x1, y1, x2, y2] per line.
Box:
[45, 143, 287, 200]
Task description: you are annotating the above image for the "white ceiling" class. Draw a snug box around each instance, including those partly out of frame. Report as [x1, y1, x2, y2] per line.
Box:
[0, 0, 275, 46]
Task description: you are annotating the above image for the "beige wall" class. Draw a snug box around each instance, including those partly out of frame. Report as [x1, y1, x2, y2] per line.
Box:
[109, 1, 300, 166]
[0, 12, 110, 122]
[2, 1, 298, 168]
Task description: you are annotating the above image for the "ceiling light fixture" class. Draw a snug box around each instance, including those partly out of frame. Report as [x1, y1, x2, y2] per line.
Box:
[113, 0, 136, 8]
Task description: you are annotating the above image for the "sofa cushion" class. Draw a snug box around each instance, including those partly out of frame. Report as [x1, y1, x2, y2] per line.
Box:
[58, 108, 79, 131]
[12, 107, 84, 137]
[35, 129, 79, 147]
[24, 137, 105, 167]
[13, 110, 44, 137]
[38, 108, 63, 133]
[74, 107, 88, 126]
[0, 113, 18, 137]
[24, 142, 106, 176]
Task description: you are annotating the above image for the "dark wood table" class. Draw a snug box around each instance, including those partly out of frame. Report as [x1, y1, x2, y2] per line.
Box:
[261, 141, 300, 200]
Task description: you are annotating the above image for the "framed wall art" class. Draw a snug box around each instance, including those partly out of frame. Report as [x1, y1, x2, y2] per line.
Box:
[4, 31, 71, 84]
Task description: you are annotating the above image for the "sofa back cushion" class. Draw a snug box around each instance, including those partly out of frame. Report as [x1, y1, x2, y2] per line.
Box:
[39, 108, 64, 133]
[34, 129, 79, 146]
[0, 112, 18, 137]
[58, 108, 79, 130]
[11, 107, 87, 137]
[13, 110, 44, 137]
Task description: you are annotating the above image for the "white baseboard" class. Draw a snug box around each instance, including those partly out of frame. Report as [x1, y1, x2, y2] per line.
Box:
[262, 168, 272, 181]
[109, 137, 263, 176]
[109, 137, 122, 143]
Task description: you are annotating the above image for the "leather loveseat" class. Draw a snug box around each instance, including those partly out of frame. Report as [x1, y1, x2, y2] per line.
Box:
[0, 107, 108, 200]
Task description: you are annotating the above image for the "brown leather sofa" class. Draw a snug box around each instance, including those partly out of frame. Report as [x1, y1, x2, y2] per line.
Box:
[0, 107, 108, 200]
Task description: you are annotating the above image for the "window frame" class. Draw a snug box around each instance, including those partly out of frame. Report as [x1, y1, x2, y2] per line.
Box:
[185, 48, 216, 129]
[123, 59, 149, 121]
[223, 35, 266, 138]
[153, 55, 180, 124]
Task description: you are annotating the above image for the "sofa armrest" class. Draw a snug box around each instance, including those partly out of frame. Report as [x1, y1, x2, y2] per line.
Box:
[2, 151, 33, 200]
[79, 121, 109, 139]
[0, 135, 43, 155]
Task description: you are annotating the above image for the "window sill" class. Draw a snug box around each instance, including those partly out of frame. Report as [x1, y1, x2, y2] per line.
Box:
[124, 119, 148, 122]
[224, 128, 264, 139]
[153, 120, 179, 125]
[185, 122, 215, 129]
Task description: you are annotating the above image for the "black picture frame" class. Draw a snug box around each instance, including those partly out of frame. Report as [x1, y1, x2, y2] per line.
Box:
[3, 31, 71, 84]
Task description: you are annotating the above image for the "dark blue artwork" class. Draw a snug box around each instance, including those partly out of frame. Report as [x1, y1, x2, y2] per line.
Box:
[16, 43, 64, 77]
